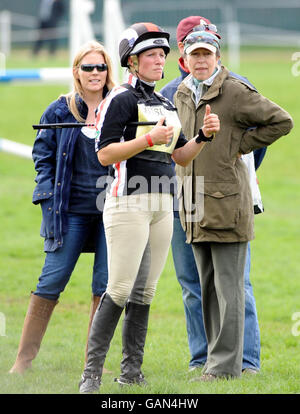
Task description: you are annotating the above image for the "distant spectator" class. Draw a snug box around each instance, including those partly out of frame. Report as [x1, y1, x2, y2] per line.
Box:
[33, 0, 65, 56]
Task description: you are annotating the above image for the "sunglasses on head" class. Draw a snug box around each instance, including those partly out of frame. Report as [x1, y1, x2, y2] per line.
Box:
[184, 34, 219, 49]
[80, 63, 108, 72]
[192, 23, 218, 34]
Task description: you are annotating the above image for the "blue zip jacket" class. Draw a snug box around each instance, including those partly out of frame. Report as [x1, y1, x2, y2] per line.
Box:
[32, 95, 108, 252]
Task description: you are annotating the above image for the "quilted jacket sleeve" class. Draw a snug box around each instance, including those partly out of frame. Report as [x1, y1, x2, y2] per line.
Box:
[32, 101, 58, 205]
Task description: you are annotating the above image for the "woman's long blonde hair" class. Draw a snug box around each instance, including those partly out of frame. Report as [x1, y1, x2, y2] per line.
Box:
[65, 40, 115, 122]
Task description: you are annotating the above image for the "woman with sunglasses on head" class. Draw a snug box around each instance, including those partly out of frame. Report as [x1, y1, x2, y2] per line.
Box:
[173, 30, 293, 380]
[79, 22, 220, 394]
[9, 41, 114, 375]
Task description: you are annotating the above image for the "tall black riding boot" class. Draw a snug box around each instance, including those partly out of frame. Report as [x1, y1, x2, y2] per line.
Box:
[79, 293, 123, 393]
[116, 301, 150, 386]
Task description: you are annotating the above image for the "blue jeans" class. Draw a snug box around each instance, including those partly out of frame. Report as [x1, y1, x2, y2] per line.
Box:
[171, 217, 260, 370]
[35, 213, 108, 300]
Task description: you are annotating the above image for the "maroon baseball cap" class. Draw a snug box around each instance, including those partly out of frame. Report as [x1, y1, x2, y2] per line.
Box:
[176, 16, 221, 42]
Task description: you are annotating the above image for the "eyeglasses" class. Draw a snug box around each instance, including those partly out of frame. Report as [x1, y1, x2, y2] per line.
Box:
[80, 64, 108, 72]
[192, 23, 218, 34]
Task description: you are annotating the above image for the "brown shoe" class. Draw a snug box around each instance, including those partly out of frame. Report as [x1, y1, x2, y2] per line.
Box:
[242, 368, 258, 375]
[190, 373, 219, 383]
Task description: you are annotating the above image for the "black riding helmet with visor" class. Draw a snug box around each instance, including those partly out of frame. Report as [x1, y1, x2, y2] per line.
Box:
[119, 22, 170, 68]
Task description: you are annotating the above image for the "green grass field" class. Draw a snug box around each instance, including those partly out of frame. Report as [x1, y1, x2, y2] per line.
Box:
[0, 47, 299, 395]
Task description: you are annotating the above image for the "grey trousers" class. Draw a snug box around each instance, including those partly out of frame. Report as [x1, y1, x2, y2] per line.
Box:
[191, 241, 247, 377]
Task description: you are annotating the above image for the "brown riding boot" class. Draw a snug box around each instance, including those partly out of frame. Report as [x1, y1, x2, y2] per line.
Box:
[9, 293, 58, 374]
[84, 295, 112, 374]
